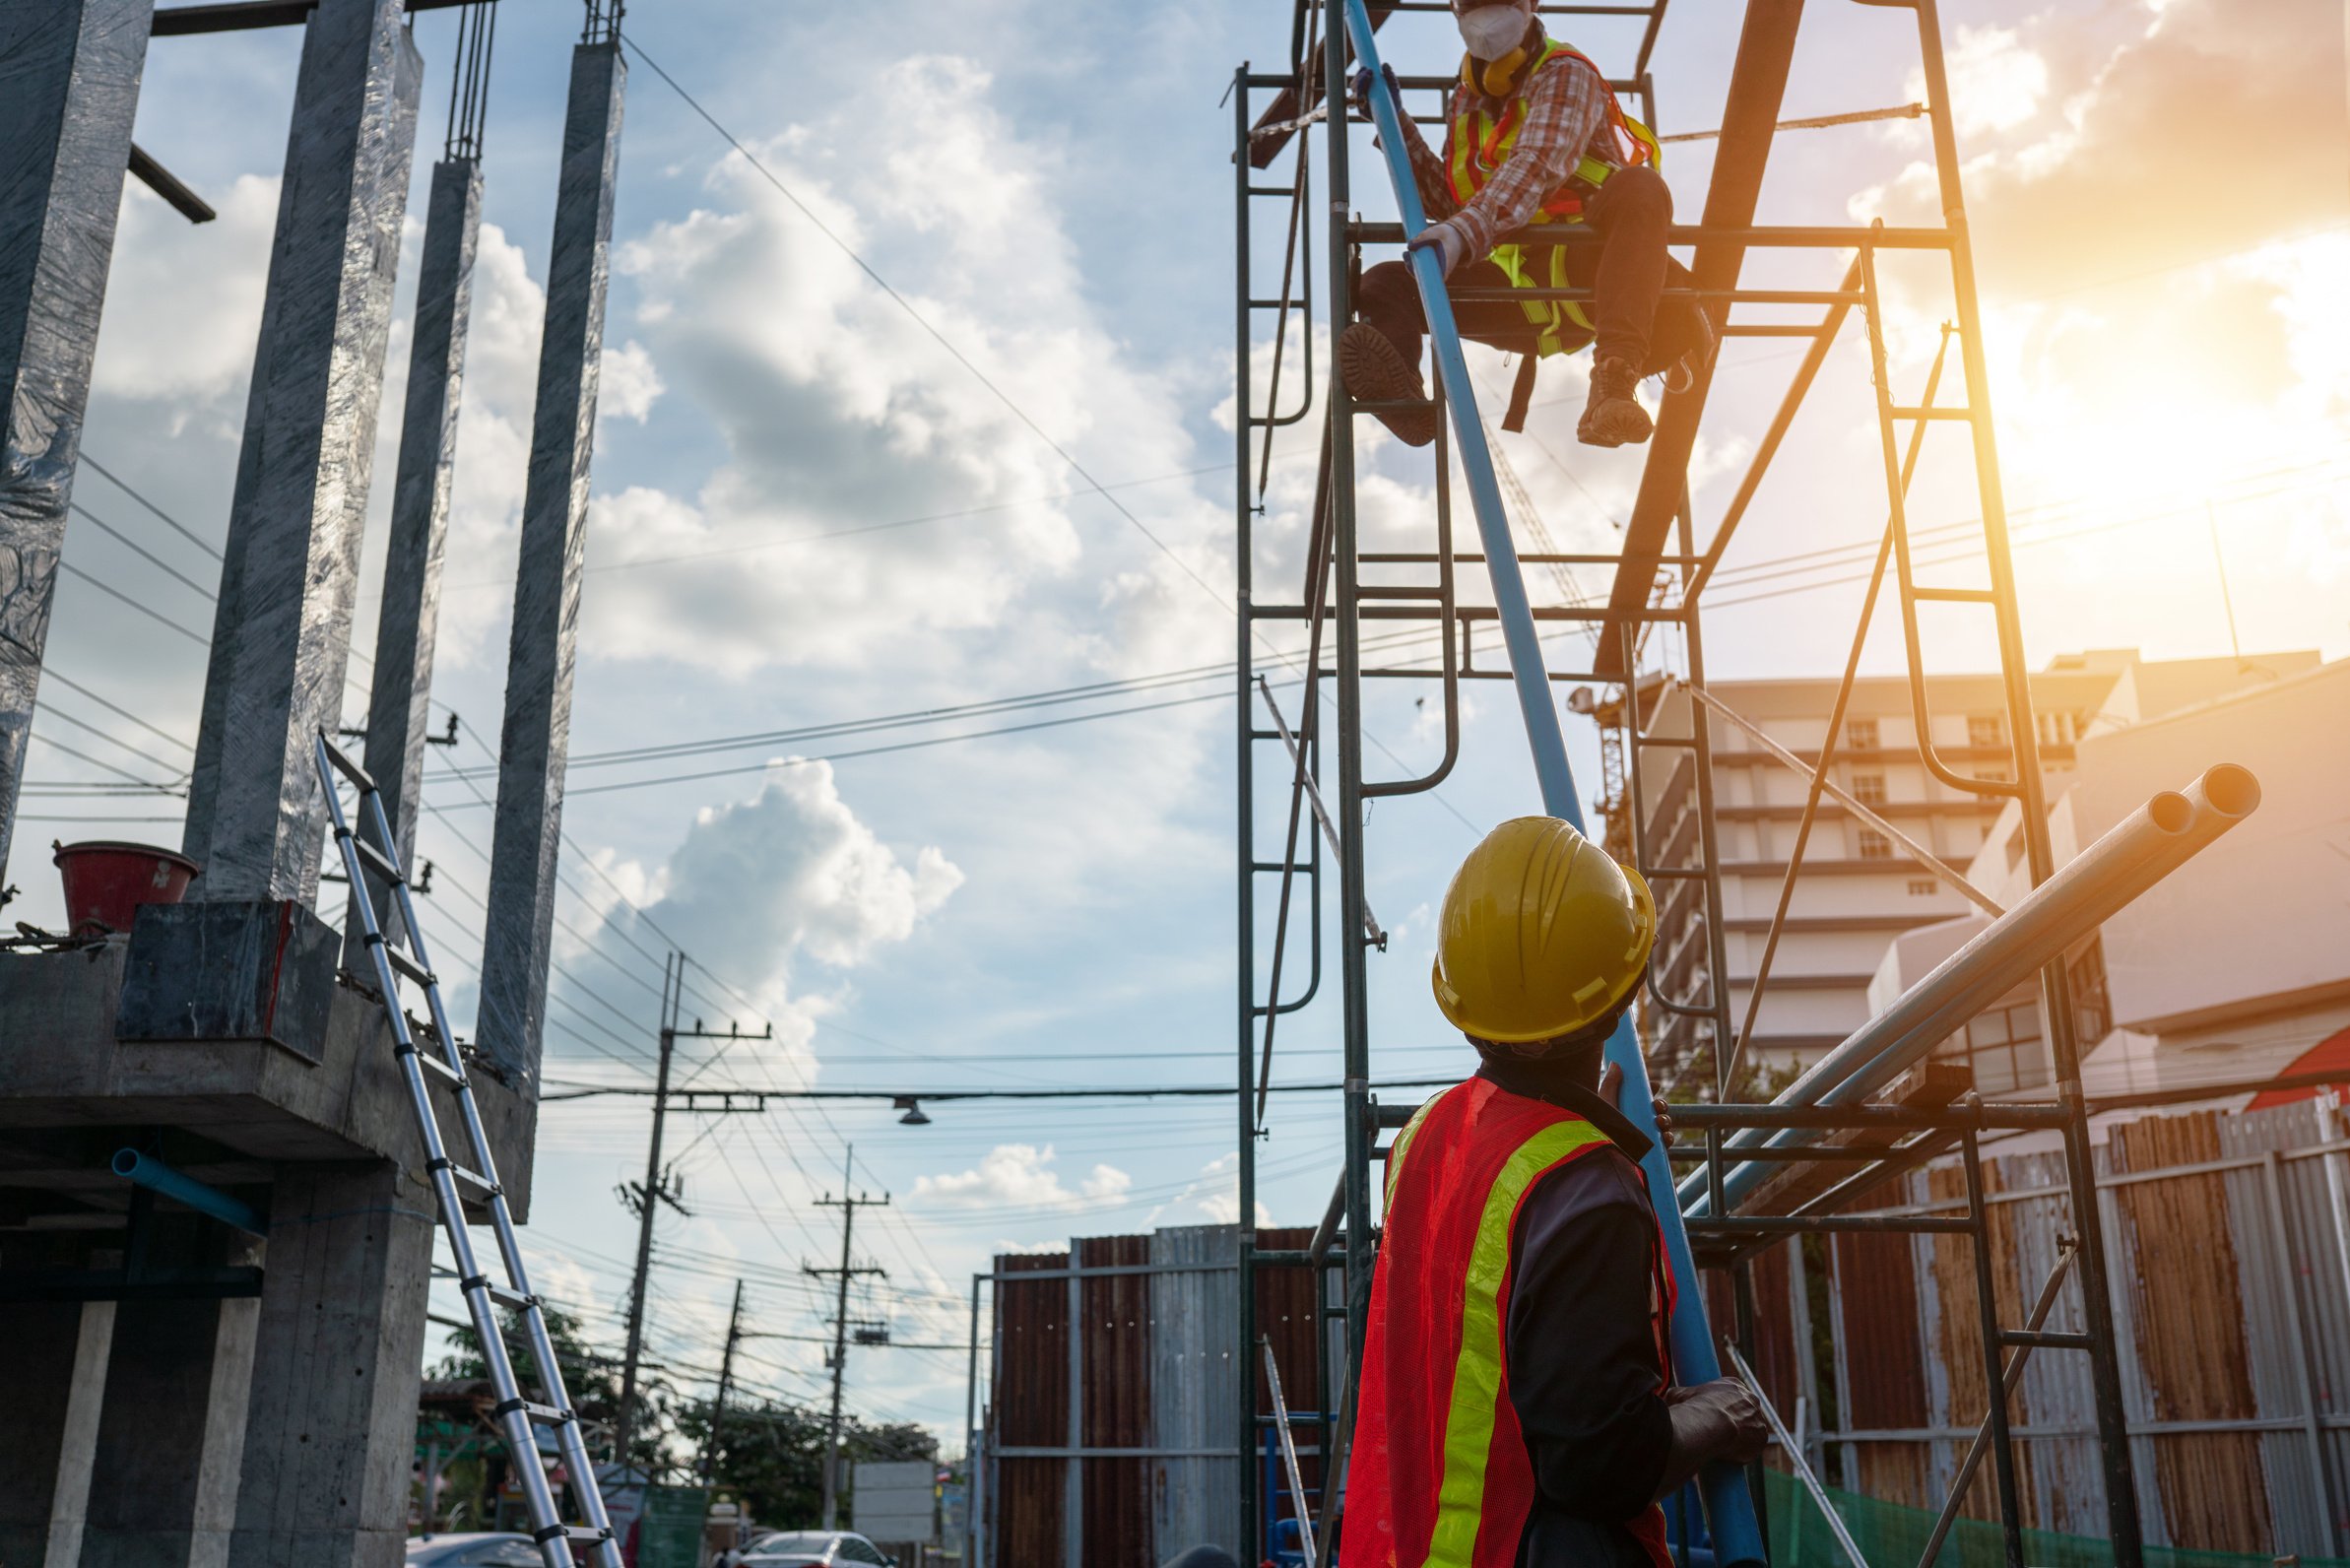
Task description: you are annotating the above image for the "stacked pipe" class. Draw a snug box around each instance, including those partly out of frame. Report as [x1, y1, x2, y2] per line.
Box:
[1681, 762, 2260, 1217]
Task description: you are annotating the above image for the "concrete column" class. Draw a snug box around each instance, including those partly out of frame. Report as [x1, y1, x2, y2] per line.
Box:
[478, 39, 625, 1087]
[0, 1301, 87, 1566]
[347, 154, 483, 962]
[0, 0, 152, 883]
[181, 0, 421, 905]
[229, 1162, 436, 1568]
[77, 1284, 258, 1568]
[45, 1300, 118, 1568]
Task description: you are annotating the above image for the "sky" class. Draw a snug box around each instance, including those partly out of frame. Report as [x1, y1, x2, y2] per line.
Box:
[17, 0, 2349, 1453]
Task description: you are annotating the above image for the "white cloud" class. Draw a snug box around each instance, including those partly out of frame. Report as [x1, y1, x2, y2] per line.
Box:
[92, 174, 282, 407]
[598, 340, 665, 425]
[910, 1143, 1131, 1209]
[1163, 1150, 1272, 1228]
[598, 51, 1228, 679]
[563, 761, 961, 1072]
[1908, 26, 2051, 139]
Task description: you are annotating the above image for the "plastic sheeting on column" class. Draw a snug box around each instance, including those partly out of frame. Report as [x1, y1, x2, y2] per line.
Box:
[348, 155, 483, 962]
[181, 0, 420, 905]
[477, 39, 626, 1091]
[0, 0, 153, 883]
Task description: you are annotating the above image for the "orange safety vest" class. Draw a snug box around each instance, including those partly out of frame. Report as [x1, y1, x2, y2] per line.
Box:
[1340, 1077, 1676, 1568]
[1444, 39, 1664, 356]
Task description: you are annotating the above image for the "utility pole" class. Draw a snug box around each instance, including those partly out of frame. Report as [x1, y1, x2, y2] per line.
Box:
[614, 953, 683, 1470]
[808, 1146, 888, 1532]
[703, 1279, 745, 1484]
[614, 954, 768, 1467]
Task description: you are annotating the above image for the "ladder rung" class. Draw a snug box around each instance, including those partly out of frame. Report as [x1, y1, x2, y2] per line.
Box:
[556, 1528, 615, 1544]
[1248, 296, 1299, 309]
[384, 945, 434, 988]
[319, 734, 375, 792]
[1889, 405, 1975, 422]
[404, 1042, 464, 1085]
[1353, 396, 1432, 413]
[1912, 585, 1996, 604]
[496, 1397, 572, 1425]
[484, 1280, 535, 1311]
[1358, 584, 1443, 601]
[431, 1157, 498, 1196]
[352, 835, 403, 885]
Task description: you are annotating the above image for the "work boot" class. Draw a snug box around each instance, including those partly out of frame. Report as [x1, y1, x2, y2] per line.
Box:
[1578, 354, 1654, 448]
[1338, 321, 1438, 448]
[1662, 308, 1719, 397]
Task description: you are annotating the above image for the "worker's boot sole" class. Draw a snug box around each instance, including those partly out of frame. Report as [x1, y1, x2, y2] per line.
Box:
[1338, 323, 1439, 448]
[1577, 394, 1654, 448]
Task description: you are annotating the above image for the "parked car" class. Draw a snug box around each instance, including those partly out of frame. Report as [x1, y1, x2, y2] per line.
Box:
[731, 1529, 896, 1567]
[404, 1535, 546, 1566]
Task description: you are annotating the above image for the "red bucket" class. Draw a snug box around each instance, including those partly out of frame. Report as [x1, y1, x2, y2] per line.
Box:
[51, 841, 202, 939]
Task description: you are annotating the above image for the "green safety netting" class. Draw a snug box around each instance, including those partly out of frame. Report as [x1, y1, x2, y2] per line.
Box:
[1760, 1469, 2346, 1568]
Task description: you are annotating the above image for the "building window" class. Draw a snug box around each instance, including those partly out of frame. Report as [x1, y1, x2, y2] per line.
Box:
[2069, 940, 2113, 1044]
[1846, 717, 1880, 752]
[1857, 828, 1892, 861]
[1852, 771, 1888, 807]
[1907, 879, 1938, 896]
[1967, 713, 2004, 751]
[1951, 1000, 2054, 1096]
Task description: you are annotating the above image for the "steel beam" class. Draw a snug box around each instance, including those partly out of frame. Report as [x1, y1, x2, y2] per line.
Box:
[347, 155, 481, 962]
[181, 0, 421, 902]
[477, 37, 624, 1088]
[0, 0, 153, 886]
[1595, 0, 1803, 677]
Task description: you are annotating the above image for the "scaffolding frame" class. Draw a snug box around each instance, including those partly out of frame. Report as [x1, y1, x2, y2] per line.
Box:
[1230, 2, 2157, 1564]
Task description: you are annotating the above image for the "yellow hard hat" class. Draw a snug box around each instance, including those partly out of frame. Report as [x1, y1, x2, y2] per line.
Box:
[1430, 816, 1657, 1044]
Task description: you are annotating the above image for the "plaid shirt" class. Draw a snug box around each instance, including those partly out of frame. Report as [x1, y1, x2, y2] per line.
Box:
[1395, 37, 1617, 260]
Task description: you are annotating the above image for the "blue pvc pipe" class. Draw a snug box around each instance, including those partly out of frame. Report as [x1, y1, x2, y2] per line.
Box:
[1338, 10, 1766, 1563]
[112, 1147, 267, 1236]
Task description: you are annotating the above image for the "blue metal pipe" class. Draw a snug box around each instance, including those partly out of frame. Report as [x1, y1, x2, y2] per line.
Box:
[112, 1147, 266, 1236]
[1338, 9, 1764, 1562]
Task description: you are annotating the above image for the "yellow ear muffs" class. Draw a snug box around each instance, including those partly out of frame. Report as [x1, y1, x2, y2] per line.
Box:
[1460, 44, 1531, 98]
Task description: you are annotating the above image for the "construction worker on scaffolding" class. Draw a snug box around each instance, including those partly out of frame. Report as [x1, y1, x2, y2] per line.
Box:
[1339, 0, 1714, 450]
[1340, 817, 1768, 1568]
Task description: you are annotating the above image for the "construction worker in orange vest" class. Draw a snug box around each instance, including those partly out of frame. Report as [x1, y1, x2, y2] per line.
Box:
[1340, 0, 1714, 449]
[1340, 817, 1767, 1568]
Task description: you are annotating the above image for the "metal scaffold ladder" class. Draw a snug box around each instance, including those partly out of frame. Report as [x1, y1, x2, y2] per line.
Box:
[312, 731, 624, 1568]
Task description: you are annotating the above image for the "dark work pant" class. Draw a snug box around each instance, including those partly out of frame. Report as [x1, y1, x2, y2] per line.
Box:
[1358, 164, 1704, 376]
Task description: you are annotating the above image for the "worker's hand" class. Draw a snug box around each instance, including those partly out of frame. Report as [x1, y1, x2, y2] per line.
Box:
[1599, 1061, 1675, 1145]
[1348, 62, 1403, 108]
[1667, 1378, 1771, 1466]
[1406, 218, 1472, 279]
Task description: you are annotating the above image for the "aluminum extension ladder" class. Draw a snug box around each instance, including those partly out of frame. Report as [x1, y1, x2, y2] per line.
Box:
[312, 731, 622, 1568]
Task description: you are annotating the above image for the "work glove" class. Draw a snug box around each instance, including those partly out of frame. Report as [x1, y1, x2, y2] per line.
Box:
[1652, 1378, 1771, 1501]
[1348, 62, 1403, 109]
[1406, 218, 1473, 279]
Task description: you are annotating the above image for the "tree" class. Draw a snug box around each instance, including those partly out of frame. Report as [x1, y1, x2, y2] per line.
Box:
[429, 1306, 681, 1528]
[669, 1398, 939, 1534]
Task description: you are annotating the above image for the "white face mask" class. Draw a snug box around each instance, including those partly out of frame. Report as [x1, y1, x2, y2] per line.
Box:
[1458, 3, 1532, 60]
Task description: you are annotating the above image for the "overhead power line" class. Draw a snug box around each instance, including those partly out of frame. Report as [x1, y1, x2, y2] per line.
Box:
[540, 1077, 1458, 1103]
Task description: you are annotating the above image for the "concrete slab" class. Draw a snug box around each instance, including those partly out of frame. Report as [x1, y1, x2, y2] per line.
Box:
[0, 945, 537, 1217]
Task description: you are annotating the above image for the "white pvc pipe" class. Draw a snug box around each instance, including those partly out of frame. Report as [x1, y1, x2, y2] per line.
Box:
[1684, 763, 2260, 1214]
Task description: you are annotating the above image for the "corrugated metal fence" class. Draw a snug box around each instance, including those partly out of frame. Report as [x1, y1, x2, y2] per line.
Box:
[1748, 1098, 2350, 1558]
[976, 1225, 1318, 1568]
